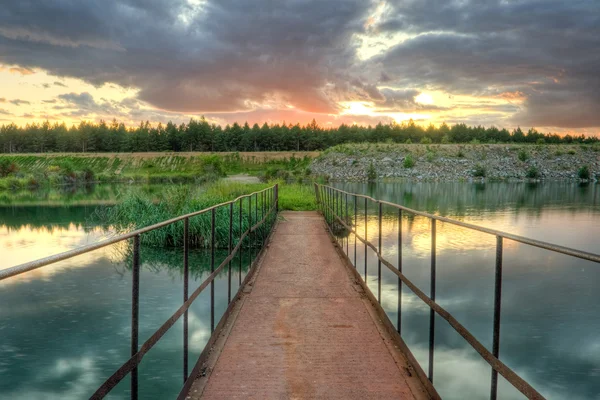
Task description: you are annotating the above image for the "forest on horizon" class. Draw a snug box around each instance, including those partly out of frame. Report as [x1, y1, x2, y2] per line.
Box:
[1, 118, 598, 154]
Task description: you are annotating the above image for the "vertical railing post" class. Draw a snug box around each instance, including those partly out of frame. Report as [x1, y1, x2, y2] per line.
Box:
[254, 193, 258, 253]
[325, 187, 329, 225]
[323, 186, 326, 222]
[328, 187, 332, 226]
[345, 193, 349, 256]
[210, 208, 215, 333]
[364, 197, 368, 282]
[354, 195, 357, 268]
[490, 236, 503, 400]
[249, 195, 252, 261]
[261, 190, 264, 244]
[131, 235, 140, 400]
[263, 190, 266, 244]
[334, 190, 338, 242]
[275, 183, 279, 213]
[378, 202, 383, 303]
[228, 203, 233, 304]
[331, 187, 334, 228]
[397, 209, 402, 335]
[428, 218, 437, 382]
[183, 218, 189, 382]
[239, 198, 243, 286]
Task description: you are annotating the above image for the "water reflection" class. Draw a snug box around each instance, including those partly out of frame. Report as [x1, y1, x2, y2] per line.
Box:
[1, 181, 599, 399]
[0, 199, 260, 399]
[333, 181, 600, 400]
[0, 244, 257, 399]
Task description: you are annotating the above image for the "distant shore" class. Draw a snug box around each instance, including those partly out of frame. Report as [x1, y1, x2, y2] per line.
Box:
[311, 143, 600, 182]
[0, 152, 314, 191]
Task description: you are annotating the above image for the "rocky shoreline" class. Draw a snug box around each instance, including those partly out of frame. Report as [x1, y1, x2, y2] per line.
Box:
[310, 144, 600, 182]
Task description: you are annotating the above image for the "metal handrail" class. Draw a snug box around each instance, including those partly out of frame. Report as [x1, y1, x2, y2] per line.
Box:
[1, 184, 279, 400]
[316, 185, 600, 263]
[0, 185, 278, 280]
[314, 183, 600, 400]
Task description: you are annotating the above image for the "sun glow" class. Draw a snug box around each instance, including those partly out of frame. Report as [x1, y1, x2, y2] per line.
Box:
[340, 101, 376, 115]
[415, 92, 434, 105]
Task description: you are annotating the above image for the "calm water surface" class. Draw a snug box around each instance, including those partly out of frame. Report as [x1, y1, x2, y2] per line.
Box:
[0, 182, 599, 399]
[0, 185, 258, 399]
[332, 181, 600, 400]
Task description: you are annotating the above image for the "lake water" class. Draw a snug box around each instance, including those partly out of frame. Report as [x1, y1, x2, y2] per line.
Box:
[0, 184, 259, 400]
[0, 182, 599, 399]
[331, 181, 600, 400]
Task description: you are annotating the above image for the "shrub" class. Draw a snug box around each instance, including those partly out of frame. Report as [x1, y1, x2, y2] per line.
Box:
[405, 138, 412, 144]
[457, 149, 465, 158]
[403, 154, 415, 168]
[578, 165, 590, 180]
[200, 155, 225, 176]
[420, 136, 432, 144]
[426, 152, 435, 162]
[526, 166, 540, 179]
[473, 164, 486, 177]
[82, 167, 95, 182]
[27, 175, 41, 187]
[568, 149, 576, 155]
[0, 158, 18, 177]
[518, 149, 529, 162]
[367, 162, 377, 181]
[536, 138, 546, 144]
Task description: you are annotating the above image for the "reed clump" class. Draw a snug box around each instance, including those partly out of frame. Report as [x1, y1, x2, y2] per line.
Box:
[93, 180, 316, 248]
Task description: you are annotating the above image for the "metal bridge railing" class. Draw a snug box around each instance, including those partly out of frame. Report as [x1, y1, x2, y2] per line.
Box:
[0, 184, 279, 400]
[314, 183, 600, 400]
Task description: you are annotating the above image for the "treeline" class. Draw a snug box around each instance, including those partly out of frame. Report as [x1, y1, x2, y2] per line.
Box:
[1, 118, 598, 153]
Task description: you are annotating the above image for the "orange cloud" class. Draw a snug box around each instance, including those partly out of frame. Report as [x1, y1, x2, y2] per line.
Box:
[497, 91, 526, 102]
[9, 66, 34, 75]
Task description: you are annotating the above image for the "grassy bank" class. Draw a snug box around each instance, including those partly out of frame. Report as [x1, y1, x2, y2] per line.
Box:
[94, 180, 317, 248]
[0, 152, 317, 191]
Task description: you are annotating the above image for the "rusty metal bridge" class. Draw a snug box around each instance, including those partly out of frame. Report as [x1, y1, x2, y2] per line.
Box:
[2, 183, 599, 399]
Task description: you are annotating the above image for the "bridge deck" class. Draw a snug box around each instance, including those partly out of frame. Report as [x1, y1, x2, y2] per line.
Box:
[187, 211, 429, 399]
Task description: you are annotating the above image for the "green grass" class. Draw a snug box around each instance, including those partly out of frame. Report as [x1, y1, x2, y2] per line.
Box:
[278, 184, 317, 211]
[0, 153, 314, 191]
[93, 180, 317, 248]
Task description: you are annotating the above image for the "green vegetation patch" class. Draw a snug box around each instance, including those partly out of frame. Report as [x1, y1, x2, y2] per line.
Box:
[94, 180, 316, 248]
[578, 165, 590, 180]
[473, 164, 487, 177]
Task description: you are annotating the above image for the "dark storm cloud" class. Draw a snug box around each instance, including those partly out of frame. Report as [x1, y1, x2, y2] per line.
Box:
[53, 91, 205, 124]
[57, 92, 97, 109]
[371, 0, 600, 128]
[0, 0, 374, 115]
[1, 0, 599, 129]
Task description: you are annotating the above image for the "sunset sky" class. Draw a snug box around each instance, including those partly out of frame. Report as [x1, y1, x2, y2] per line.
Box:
[0, 0, 599, 135]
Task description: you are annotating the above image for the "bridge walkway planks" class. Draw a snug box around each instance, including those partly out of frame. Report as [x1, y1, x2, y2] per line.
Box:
[186, 211, 430, 400]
